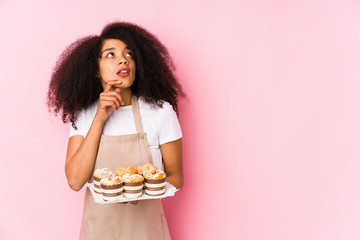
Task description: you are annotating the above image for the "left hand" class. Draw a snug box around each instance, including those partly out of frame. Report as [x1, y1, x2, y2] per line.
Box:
[118, 200, 139, 205]
[128, 201, 139, 205]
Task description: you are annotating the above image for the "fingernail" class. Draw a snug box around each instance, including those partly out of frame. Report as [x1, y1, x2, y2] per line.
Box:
[117, 80, 121, 83]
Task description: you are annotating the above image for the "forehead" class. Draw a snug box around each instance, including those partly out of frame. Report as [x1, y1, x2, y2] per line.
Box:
[101, 39, 128, 51]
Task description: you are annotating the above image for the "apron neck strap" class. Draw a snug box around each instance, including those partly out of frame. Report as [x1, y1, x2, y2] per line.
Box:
[131, 96, 144, 134]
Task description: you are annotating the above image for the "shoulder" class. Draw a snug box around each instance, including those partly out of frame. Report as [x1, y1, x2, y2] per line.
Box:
[79, 100, 98, 119]
[73, 100, 98, 127]
[137, 98, 182, 144]
[138, 97, 175, 116]
[69, 100, 99, 137]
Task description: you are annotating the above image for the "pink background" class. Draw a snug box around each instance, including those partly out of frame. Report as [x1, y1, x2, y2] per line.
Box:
[1, 0, 360, 239]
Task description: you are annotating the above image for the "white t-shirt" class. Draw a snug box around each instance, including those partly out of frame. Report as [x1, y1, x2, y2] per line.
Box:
[69, 97, 182, 170]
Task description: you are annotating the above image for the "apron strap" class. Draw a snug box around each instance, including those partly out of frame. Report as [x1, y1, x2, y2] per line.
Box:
[131, 96, 144, 134]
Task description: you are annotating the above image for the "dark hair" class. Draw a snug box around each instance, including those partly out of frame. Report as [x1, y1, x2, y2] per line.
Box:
[47, 22, 185, 128]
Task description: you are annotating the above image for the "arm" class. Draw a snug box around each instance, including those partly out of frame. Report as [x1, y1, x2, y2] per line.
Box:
[161, 138, 184, 190]
[65, 81, 123, 191]
[65, 117, 105, 191]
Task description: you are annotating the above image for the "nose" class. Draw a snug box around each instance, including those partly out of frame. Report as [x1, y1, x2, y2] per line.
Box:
[119, 56, 128, 65]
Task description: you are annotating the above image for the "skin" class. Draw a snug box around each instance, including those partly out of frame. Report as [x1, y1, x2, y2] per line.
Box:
[65, 39, 184, 205]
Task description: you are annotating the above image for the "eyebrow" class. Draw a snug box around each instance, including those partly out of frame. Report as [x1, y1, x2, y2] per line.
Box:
[101, 46, 132, 55]
[101, 47, 115, 55]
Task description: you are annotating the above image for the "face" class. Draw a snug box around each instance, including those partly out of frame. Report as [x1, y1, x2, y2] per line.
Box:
[98, 39, 136, 89]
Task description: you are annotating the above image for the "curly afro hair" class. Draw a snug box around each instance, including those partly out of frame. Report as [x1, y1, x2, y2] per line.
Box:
[47, 22, 185, 128]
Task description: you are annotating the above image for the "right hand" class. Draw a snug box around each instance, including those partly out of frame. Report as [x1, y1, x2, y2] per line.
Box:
[95, 80, 124, 121]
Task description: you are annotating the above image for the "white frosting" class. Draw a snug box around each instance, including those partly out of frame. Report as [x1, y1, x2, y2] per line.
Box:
[94, 169, 102, 177]
[124, 192, 143, 198]
[100, 176, 123, 185]
[145, 182, 166, 188]
[94, 181, 102, 193]
[94, 168, 114, 178]
[102, 187, 124, 194]
[103, 194, 123, 201]
[122, 173, 131, 180]
[94, 188, 102, 194]
[145, 189, 166, 195]
[124, 185, 143, 191]
[124, 174, 144, 183]
[143, 169, 166, 180]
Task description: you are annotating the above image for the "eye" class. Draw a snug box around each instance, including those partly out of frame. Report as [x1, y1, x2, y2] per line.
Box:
[105, 52, 115, 58]
[125, 51, 133, 57]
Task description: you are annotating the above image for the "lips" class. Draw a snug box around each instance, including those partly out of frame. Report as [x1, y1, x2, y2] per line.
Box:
[117, 68, 130, 77]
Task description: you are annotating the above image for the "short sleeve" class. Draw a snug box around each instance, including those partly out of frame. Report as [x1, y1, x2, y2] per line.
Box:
[69, 109, 86, 138]
[158, 102, 183, 145]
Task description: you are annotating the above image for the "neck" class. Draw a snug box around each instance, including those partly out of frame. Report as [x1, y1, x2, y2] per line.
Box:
[118, 87, 132, 106]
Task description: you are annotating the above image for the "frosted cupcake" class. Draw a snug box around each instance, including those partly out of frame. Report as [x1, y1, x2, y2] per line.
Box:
[115, 166, 138, 178]
[123, 174, 144, 198]
[100, 176, 124, 202]
[137, 163, 157, 175]
[143, 169, 166, 196]
[93, 168, 114, 194]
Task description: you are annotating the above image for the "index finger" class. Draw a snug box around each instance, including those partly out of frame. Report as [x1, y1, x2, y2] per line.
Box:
[104, 80, 121, 91]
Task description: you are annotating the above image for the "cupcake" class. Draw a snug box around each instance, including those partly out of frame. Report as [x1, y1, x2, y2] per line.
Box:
[115, 166, 138, 178]
[123, 174, 144, 198]
[137, 163, 157, 175]
[143, 169, 166, 196]
[100, 176, 124, 202]
[93, 168, 114, 194]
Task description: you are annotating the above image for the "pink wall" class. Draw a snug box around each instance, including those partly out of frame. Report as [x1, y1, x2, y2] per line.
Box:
[1, 0, 360, 239]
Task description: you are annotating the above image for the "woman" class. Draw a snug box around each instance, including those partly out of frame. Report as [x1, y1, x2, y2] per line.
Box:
[48, 22, 184, 239]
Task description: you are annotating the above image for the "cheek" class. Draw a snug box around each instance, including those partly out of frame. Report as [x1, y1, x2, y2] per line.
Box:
[131, 62, 136, 74]
[99, 69, 106, 80]
[99, 63, 113, 77]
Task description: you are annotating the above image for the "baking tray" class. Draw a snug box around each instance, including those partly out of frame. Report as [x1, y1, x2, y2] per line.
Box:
[86, 182, 178, 204]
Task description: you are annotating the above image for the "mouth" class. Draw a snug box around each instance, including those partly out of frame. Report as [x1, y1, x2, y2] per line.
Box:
[117, 68, 130, 77]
